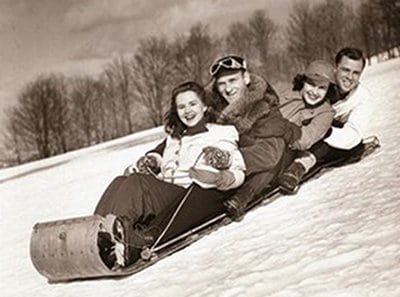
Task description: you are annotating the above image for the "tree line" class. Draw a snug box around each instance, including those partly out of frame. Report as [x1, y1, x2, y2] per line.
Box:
[1, 0, 399, 167]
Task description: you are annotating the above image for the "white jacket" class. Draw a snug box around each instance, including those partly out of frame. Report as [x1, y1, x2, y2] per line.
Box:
[324, 83, 372, 149]
[157, 124, 246, 189]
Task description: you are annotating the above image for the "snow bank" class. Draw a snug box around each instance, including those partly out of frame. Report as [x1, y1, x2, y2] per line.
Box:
[1, 58, 399, 297]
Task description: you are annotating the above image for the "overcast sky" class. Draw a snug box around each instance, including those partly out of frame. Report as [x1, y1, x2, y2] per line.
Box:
[0, 0, 361, 129]
[0, 0, 295, 119]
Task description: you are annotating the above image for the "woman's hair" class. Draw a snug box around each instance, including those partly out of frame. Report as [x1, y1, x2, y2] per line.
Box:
[165, 81, 216, 139]
[292, 74, 307, 91]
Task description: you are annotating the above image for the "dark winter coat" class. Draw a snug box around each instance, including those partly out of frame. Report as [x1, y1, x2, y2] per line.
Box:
[209, 74, 301, 176]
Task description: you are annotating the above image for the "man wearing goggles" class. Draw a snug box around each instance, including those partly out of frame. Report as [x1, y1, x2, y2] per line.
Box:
[196, 55, 301, 220]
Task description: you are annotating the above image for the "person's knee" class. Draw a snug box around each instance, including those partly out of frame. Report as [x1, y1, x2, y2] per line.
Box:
[124, 173, 145, 186]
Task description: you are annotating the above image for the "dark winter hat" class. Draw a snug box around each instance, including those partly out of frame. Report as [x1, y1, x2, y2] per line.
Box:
[209, 55, 247, 79]
[304, 60, 335, 85]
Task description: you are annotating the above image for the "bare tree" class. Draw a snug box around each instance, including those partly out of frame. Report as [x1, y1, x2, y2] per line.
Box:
[286, 0, 362, 68]
[374, 0, 400, 58]
[173, 23, 218, 84]
[358, 0, 400, 63]
[130, 37, 177, 127]
[359, 0, 380, 64]
[2, 110, 24, 165]
[91, 76, 117, 142]
[103, 56, 134, 134]
[49, 75, 69, 154]
[69, 76, 102, 147]
[7, 74, 69, 159]
[286, 0, 316, 68]
[224, 21, 254, 58]
[248, 9, 277, 74]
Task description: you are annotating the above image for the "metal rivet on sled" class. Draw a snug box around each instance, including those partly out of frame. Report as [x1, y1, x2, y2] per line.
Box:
[58, 232, 66, 240]
[140, 247, 153, 261]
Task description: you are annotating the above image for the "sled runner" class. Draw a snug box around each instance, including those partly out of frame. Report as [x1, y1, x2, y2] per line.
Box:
[30, 136, 380, 283]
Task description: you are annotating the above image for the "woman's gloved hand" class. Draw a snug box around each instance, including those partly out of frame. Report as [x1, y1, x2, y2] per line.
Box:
[202, 146, 231, 170]
[136, 154, 161, 175]
[189, 168, 235, 190]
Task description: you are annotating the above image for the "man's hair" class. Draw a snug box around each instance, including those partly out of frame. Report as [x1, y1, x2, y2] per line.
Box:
[335, 47, 366, 69]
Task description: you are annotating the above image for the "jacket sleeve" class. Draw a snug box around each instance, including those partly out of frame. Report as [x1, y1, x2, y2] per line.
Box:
[193, 126, 246, 190]
[246, 108, 301, 144]
[215, 126, 246, 189]
[240, 137, 285, 176]
[324, 84, 372, 149]
[292, 108, 334, 151]
[265, 81, 280, 107]
[238, 109, 294, 175]
[146, 139, 166, 156]
[141, 139, 166, 167]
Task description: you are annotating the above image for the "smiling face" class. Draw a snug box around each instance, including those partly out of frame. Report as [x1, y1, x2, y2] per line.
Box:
[335, 56, 364, 93]
[300, 80, 330, 106]
[215, 70, 250, 104]
[175, 90, 207, 127]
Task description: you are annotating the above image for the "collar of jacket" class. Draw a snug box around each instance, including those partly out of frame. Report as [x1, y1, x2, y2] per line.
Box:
[214, 74, 275, 133]
[182, 118, 209, 136]
[329, 83, 361, 105]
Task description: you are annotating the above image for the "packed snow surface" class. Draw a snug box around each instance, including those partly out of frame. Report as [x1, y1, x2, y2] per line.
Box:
[1, 58, 399, 297]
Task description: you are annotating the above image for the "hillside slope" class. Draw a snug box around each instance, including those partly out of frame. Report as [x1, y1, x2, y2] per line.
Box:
[1, 58, 399, 297]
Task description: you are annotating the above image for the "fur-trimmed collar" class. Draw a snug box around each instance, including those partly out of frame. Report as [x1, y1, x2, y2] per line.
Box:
[212, 74, 277, 133]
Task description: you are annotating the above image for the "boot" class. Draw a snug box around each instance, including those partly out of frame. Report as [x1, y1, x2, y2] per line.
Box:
[130, 224, 158, 247]
[97, 231, 117, 269]
[224, 195, 246, 222]
[117, 219, 156, 266]
[278, 161, 306, 194]
[97, 216, 127, 269]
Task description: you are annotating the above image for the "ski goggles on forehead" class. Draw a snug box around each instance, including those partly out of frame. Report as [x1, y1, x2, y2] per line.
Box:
[209, 57, 247, 76]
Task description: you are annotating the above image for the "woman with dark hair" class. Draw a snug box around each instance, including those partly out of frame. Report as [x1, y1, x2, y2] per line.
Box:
[94, 81, 246, 268]
[277, 60, 335, 193]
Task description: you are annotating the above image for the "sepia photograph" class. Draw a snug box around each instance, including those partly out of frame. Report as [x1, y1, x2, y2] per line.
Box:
[1, 0, 399, 296]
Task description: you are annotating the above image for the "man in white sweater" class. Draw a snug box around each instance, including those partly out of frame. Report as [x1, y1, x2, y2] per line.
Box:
[279, 47, 373, 193]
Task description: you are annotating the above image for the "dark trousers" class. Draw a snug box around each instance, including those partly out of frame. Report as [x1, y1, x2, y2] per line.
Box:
[310, 140, 364, 166]
[94, 174, 232, 245]
[94, 174, 187, 225]
[234, 147, 294, 206]
[147, 184, 232, 244]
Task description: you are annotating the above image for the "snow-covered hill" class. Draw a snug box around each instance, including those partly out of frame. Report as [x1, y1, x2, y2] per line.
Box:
[1, 58, 399, 297]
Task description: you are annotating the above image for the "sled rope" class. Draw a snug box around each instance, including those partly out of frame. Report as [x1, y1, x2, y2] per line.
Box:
[117, 151, 208, 251]
[148, 151, 205, 251]
[150, 184, 195, 251]
[115, 184, 195, 251]
[146, 148, 206, 182]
